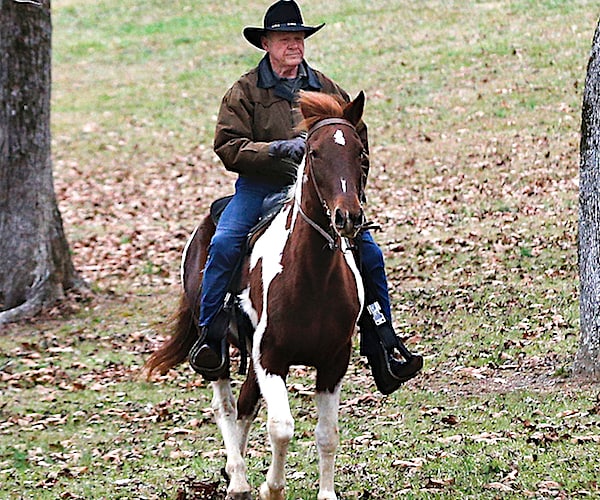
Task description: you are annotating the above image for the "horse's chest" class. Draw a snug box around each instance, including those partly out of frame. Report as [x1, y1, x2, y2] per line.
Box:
[246, 207, 363, 321]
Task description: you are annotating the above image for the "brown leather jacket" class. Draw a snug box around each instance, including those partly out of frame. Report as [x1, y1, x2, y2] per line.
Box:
[213, 55, 369, 185]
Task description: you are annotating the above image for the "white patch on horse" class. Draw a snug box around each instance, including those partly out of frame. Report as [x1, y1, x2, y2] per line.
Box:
[340, 178, 347, 193]
[333, 129, 346, 146]
[238, 288, 258, 328]
[249, 206, 290, 272]
[248, 202, 293, 367]
[180, 225, 199, 286]
[247, 208, 296, 495]
[341, 237, 365, 318]
[297, 156, 310, 193]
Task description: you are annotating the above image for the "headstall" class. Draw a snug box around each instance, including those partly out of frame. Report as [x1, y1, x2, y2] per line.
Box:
[296, 118, 366, 251]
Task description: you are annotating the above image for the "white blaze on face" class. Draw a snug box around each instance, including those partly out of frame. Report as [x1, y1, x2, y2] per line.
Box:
[341, 178, 347, 193]
[334, 130, 348, 193]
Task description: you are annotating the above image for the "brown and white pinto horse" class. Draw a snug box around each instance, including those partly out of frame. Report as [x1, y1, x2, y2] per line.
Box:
[146, 91, 369, 500]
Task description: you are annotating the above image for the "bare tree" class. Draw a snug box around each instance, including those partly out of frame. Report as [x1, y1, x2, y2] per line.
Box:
[0, 0, 83, 325]
[575, 18, 600, 378]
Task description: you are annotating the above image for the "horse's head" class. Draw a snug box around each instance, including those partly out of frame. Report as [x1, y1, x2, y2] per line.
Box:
[298, 91, 367, 240]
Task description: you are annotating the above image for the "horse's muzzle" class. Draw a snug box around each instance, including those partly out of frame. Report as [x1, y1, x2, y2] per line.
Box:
[334, 206, 365, 238]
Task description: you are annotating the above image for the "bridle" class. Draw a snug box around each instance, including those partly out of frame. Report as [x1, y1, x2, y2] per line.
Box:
[295, 117, 370, 251]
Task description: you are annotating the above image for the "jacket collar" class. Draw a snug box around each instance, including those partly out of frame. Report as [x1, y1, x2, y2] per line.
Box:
[257, 55, 322, 100]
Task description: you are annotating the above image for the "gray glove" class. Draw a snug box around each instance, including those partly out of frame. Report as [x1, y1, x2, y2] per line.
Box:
[268, 137, 306, 164]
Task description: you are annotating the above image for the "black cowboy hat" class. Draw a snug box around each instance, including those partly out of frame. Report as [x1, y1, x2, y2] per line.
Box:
[243, 0, 325, 50]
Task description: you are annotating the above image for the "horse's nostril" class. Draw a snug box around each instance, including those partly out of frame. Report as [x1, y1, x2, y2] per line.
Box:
[335, 208, 346, 229]
[353, 210, 365, 228]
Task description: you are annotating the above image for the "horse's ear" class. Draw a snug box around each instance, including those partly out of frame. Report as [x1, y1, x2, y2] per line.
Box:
[343, 91, 365, 126]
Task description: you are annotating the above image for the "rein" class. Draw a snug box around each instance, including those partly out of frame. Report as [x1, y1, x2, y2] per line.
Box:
[295, 201, 338, 250]
[296, 118, 364, 251]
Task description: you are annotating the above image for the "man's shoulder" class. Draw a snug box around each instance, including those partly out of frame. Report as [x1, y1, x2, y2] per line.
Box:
[239, 65, 260, 83]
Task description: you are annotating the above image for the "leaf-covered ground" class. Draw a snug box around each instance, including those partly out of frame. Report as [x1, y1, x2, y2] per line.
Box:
[2, 1, 600, 498]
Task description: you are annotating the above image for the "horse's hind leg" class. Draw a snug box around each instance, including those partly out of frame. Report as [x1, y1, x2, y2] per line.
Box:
[257, 373, 294, 500]
[315, 383, 342, 500]
[211, 379, 252, 499]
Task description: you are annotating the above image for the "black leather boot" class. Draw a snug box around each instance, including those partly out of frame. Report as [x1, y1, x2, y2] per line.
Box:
[189, 310, 230, 380]
[359, 301, 423, 395]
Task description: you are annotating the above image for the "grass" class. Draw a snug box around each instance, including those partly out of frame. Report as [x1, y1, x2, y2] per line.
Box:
[1, 0, 600, 498]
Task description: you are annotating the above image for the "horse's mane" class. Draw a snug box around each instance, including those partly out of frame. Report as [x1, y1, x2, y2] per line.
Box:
[297, 91, 346, 132]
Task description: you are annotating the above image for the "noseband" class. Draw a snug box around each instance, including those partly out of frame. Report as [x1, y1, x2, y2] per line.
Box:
[295, 118, 366, 251]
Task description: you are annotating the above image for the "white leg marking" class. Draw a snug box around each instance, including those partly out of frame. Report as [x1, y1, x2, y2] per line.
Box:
[315, 385, 342, 500]
[237, 413, 255, 458]
[255, 371, 294, 498]
[211, 379, 252, 496]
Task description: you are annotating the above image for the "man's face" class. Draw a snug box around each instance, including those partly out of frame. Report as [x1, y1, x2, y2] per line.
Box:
[261, 31, 305, 73]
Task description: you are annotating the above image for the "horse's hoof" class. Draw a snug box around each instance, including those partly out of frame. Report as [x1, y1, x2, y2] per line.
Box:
[226, 492, 253, 500]
[259, 482, 285, 500]
[318, 493, 338, 500]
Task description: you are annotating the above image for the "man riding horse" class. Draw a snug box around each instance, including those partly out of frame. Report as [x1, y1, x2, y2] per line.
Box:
[190, 0, 423, 394]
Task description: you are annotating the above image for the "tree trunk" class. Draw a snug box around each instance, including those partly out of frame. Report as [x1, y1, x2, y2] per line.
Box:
[575, 17, 600, 378]
[0, 0, 83, 325]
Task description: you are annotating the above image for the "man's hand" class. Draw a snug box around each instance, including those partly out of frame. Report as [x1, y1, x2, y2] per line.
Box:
[268, 137, 306, 164]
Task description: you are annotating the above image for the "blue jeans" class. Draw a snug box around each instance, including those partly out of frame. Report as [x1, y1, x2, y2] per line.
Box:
[199, 177, 393, 326]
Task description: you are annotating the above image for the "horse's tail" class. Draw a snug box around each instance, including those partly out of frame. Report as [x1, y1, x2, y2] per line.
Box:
[143, 292, 198, 378]
[144, 215, 215, 379]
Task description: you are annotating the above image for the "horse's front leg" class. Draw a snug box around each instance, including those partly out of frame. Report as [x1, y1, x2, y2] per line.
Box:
[315, 383, 342, 500]
[257, 373, 294, 500]
[211, 379, 252, 499]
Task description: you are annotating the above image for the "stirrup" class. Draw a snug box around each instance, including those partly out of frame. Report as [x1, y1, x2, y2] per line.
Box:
[189, 334, 229, 380]
[367, 340, 423, 395]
